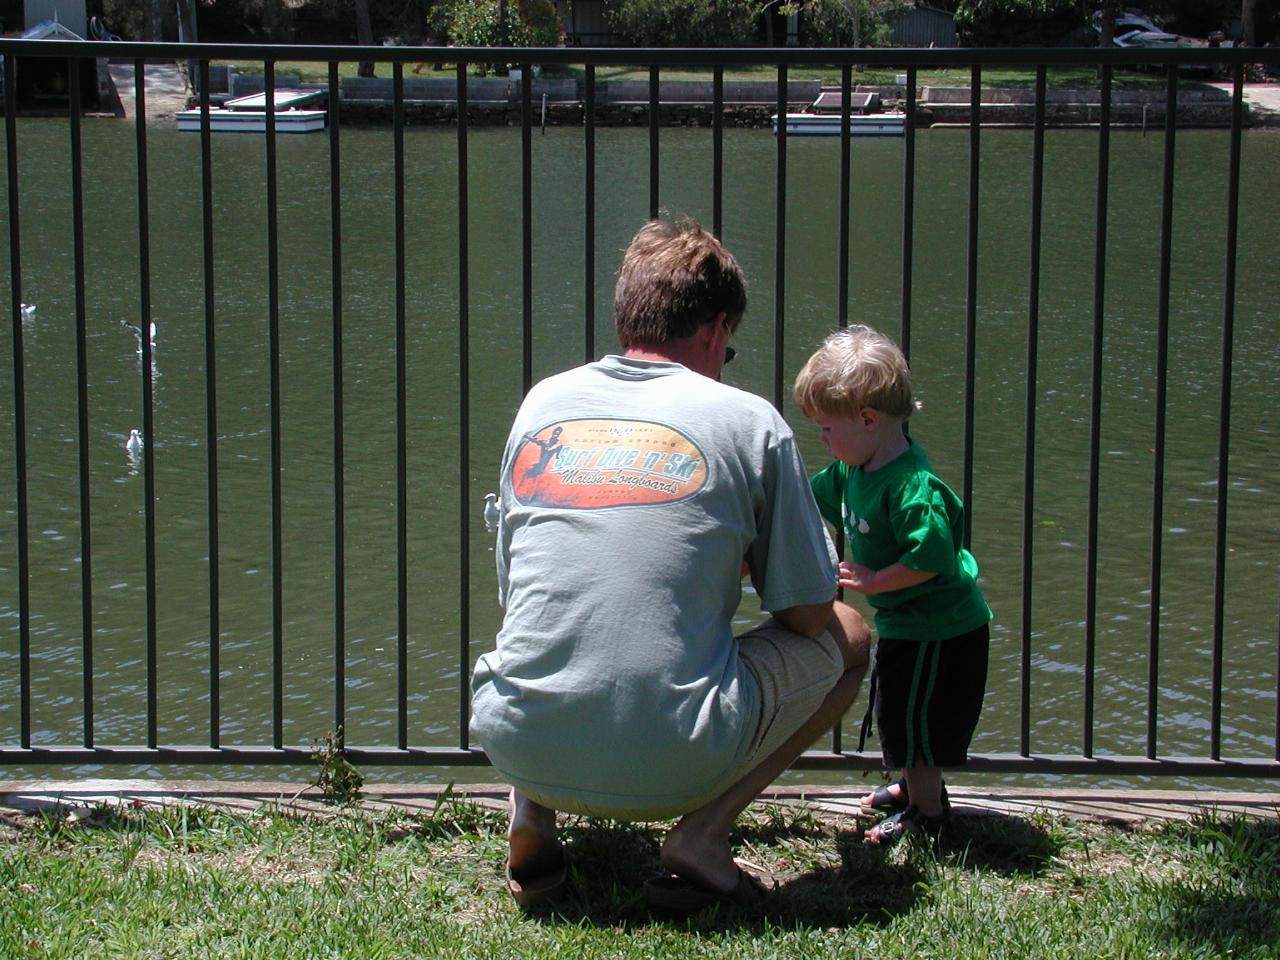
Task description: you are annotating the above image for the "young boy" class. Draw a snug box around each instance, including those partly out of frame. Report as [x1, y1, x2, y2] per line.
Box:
[793, 325, 992, 845]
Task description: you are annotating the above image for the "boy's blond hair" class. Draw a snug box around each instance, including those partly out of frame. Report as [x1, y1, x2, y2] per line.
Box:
[793, 325, 915, 421]
[613, 217, 747, 348]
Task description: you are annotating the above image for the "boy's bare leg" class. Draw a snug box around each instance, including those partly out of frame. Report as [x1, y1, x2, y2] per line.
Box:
[507, 788, 562, 877]
[660, 602, 870, 893]
[902, 765, 945, 817]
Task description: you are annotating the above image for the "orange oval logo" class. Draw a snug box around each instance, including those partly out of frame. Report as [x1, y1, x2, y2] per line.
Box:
[511, 418, 708, 509]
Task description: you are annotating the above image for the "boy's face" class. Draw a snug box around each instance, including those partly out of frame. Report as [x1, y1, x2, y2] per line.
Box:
[811, 409, 878, 468]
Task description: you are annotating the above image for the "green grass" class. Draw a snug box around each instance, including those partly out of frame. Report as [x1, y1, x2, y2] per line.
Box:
[3, 797, 1278, 958]
[221, 59, 1185, 90]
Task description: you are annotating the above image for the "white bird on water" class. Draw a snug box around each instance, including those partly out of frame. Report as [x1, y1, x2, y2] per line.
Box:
[124, 320, 157, 353]
[125, 429, 143, 456]
[483, 493, 501, 533]
[20, 303, 36, 321]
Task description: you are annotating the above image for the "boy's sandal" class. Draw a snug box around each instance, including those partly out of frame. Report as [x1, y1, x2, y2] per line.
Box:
[861, 777, 909, 813]
[861, 780, 951, 815]
[862, 804, 949, 848]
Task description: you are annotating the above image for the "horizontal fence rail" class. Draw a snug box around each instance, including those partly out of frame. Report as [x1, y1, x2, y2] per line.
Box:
[1, 39, 1278, 781]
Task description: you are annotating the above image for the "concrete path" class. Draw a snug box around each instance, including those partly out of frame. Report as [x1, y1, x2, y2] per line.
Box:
[1208, 80, 1280, 124]
[107, 60, 189, 124]
[3, 780, 1278, 826]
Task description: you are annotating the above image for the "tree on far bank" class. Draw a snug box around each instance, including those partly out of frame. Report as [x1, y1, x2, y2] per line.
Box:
[355, 0, 376, 76]
[1096, 0, 1118, 48]
[954, 0, 1084, 45]
[606, 0, 759, 47]
[782, 0, 905, 47]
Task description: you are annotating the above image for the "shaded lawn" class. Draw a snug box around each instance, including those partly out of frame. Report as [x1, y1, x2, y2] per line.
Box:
[2, 796, 1278, 958]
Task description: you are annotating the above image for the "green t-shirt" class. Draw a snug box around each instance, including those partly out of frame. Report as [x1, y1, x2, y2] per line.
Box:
[809, 440, 991, 641]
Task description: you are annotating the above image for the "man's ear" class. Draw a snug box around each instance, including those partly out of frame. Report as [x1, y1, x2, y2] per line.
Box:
[697, 313, 724, 348]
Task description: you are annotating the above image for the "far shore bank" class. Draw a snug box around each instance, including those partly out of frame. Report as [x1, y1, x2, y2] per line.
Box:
[205, 69, 1277, 128]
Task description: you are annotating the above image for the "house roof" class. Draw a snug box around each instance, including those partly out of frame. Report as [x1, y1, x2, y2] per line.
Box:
[21, 19, 86, 42]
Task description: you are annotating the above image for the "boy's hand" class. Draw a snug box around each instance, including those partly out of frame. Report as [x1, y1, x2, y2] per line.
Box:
[840, 560, 938, 595]
[838, 561, 877, 594]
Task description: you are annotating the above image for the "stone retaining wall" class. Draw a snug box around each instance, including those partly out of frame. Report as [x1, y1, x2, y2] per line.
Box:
[335, 100, 785, 127]
[918, 85, 1245, 126]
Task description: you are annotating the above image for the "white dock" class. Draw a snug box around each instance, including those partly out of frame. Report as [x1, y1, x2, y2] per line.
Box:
[176, 87, 327, 133]
[771, 112, 906, 137]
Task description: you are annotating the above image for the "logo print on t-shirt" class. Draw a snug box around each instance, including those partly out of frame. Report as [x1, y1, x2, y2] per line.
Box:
[842, 501, 870, 537]
[511, 418, 708, 509]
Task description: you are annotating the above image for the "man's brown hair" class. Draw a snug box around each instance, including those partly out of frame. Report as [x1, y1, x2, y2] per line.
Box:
[613, 217, 748, 348]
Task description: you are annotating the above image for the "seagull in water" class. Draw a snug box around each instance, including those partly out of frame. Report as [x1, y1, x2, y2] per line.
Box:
[125, 429, 143, 456]
[124, 320, 157, 353]
[483, 493, 501, 533]
[20, 303, 36, 321]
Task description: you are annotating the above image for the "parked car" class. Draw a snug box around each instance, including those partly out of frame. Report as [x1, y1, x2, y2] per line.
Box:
[1091, 10, 1213, 73]
[1092, 11, 1201, 47]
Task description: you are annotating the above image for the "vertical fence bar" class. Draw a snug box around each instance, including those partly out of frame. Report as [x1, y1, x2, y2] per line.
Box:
[584, 63, 596, 362]
[713, 65, 723, 239]
[837, 64, 851, 330]
[69, 58, 95, 748]
[328, 62, 345, 737]
[134, 59, 159, 749]
[772, 65, 787, 411]
[457, 61, 472, 748]
[1083, 64, 1112, 759]
[265, 61, 284, 749]
[1147, 67, 1177, 759]
[200, 60, 221, 748]
[901, 65, 916, 357]
[4, 53, 30, 749]
[521, 62, 533, 394]
[1211, 65, 1244, 760]
[962, 64, 980, 549]
[831, 60, 852, 755]
[393, 63, 409, 750]
[649, 65, 659, 219]
[1020, 65, 1046, 758]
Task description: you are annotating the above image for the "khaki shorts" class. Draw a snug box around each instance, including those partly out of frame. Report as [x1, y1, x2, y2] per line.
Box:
[507, 621, 845, 822]
[730, 620, 846, 777]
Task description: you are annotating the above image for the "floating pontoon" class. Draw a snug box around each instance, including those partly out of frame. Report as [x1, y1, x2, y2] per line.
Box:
[176, 88, 327, 133]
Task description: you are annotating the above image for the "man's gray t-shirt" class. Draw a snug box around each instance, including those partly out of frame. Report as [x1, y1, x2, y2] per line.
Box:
[470, 355, 836, 814]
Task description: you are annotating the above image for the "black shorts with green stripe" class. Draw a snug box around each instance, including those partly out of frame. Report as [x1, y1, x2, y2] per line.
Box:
[872, 623, 990, 770]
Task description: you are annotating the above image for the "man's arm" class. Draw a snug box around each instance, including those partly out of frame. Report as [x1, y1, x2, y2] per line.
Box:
[772, 597, 836, 639]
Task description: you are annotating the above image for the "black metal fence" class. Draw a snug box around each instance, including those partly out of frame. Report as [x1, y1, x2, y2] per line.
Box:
[1, 39, 1278, 779]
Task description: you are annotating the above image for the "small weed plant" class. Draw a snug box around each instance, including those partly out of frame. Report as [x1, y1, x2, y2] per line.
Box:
[310, 725, 364, 803]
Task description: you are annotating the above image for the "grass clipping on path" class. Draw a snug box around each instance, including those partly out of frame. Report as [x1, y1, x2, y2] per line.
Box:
[2, 795, 1278, 959]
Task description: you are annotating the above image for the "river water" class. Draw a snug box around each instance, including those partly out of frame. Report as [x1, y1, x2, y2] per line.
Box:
[0, 119, 1277, 788]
